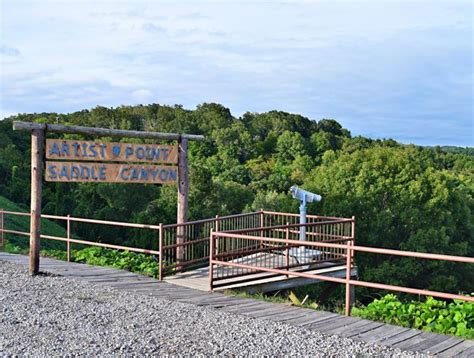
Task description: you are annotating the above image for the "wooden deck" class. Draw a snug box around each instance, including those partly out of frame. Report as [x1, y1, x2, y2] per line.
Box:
[1, 252, 472, 357]
[165, 253, 357, 293]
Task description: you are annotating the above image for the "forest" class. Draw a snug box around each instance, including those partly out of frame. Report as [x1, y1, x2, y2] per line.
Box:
[0, 102, 473, 299]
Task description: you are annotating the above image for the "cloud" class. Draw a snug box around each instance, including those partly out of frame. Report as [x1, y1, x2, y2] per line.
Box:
[131, 89, 154, 103]
[0, 46, 20, 56]
[0, 1, 472, 146]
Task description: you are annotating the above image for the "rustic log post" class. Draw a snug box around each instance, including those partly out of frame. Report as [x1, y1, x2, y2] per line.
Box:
[176, 137, 189, 264]
[30, 127, 45, 275]
[0, 209, 4, 247]
[66, 214, 71, 262]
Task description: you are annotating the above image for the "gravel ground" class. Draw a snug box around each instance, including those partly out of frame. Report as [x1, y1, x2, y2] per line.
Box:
[0, 261, 425, 357]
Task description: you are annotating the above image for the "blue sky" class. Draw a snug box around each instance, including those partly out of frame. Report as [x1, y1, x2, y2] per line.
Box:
[0, 0, 472, 146]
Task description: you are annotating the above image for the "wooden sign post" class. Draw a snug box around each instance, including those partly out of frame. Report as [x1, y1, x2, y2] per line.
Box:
[30, 125, 45, 275]
[13, 121, 204, 275]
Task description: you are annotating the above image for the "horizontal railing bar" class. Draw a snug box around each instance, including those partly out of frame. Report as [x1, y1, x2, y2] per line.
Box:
[165, 256, 210, 269]
[213, 232, 474, 264]
[1, 229, 30, 236]
[1, 210, 31, 216]
[272, 228, 353, 240]
[13, 121, 205, 141]
[40, 234, 161, 256]
[162, 211, 260, 228]
[1, 210, 162, 230]
[262, 210, 346, 220]
[211, 259, 347, 284]
[222, 219, 353, 235]
[162, 237, 209, 250]
[211, 259, 474, 303]
[212, 258, 348, 283]
[42, 214, 161, 230]
[350, 280, 474, 302]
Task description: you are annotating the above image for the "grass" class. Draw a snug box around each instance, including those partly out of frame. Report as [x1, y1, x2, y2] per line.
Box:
[0, 195, 66, 252]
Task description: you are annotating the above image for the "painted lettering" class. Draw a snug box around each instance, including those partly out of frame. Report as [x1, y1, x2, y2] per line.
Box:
[136, 146, 145, 159]
[61, 143, 70, 156]
[72, 143, 80, 157]
[59, 165, 69, 179]
[48, 165, 57, 178]
[119, 167, 129, 180]
[89, 144, 97, 158]
[49, 143, 60, 157]
[125, 146, 133, 159]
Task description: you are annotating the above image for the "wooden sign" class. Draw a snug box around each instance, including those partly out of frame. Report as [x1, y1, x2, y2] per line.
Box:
[45, 161, 177, 184]
[46, 139, 178, 164]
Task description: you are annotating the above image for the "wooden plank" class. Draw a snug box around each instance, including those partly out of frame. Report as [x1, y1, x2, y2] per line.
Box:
[353, 324, 410, 344]
[220, 301, 275, 314]
[14, 121, 205, 141]
[330, 319, 385, 337]
[308, 316, 361, 331]
[29, 128, 44, 275]
[439, 340, 474, 357]
[300, 312, 341, 326]
[454, 345, 474, 357]
[421, 336, 465, 355]
[45, 161, 177, 184]
[281, 311, 337, 326]
[244, 305, 298, 319]
[378, 329, 422, 346]
[394, 331, 447, 351]
[407, 333, 457, 353]
[46, 139, 178, 164]
[256, 308, 309, 321]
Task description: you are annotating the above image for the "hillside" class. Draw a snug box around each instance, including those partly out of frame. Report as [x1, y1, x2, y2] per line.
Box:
[0, 195, 66, 252]
[0, 103, 472, 298]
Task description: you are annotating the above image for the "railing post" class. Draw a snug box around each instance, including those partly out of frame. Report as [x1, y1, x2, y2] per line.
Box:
[66, 214, 71, 262]
[159, 223, 163, 281]
[209, 228, 214, 292]
[345, 241, 352, 316]
[215, 215, 220, 232]
[260, 209, 264, 237]
[0, 209, 4, 247]
[345, 216, 356, 316]
[285, 222, 290, 276]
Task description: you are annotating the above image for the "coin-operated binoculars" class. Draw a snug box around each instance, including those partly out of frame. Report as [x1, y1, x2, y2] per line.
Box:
[290, 186, 322, 259]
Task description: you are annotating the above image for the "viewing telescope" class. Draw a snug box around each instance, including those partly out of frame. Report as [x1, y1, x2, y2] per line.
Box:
[290, 186, 322, 259]
[290, 186, 322, 205]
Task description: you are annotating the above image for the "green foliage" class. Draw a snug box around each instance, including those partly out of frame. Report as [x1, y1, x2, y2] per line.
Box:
[72, 247, 160, 278]
[352, 294, 474, 339]
[0, 195, 66, 251]
[1, 103, 473, 303]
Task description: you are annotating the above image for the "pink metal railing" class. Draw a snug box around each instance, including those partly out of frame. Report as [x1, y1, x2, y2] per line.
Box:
[0, 208, 163, 275]
[0, 208, 354, 279]
[209, 227, 474, 316]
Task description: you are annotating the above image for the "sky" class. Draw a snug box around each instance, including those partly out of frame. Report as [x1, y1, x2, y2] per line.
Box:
[0, 0, 472, 146]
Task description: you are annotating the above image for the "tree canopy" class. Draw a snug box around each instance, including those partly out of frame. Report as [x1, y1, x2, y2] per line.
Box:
[1, 103, 472, 298]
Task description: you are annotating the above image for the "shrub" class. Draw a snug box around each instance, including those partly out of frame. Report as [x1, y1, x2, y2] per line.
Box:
[352, 294, 473, 339]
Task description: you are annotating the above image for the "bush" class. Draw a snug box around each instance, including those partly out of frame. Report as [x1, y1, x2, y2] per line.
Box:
[352, 294, 474, 339]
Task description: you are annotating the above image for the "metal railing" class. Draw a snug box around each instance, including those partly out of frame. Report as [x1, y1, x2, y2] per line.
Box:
[0, 208, 346, 280]
[210, 226, 474, 316]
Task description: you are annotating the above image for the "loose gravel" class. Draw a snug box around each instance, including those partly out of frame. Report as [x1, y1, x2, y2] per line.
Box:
[0, 261, 424, 356]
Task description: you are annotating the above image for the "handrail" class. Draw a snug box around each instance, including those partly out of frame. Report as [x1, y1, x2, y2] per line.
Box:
[210, 231, 474, 316]
[262, 210, 347, 221]
[212, 231, 474, 264]
[162, 211, 261, 228]
[221, 218, 353, 234]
